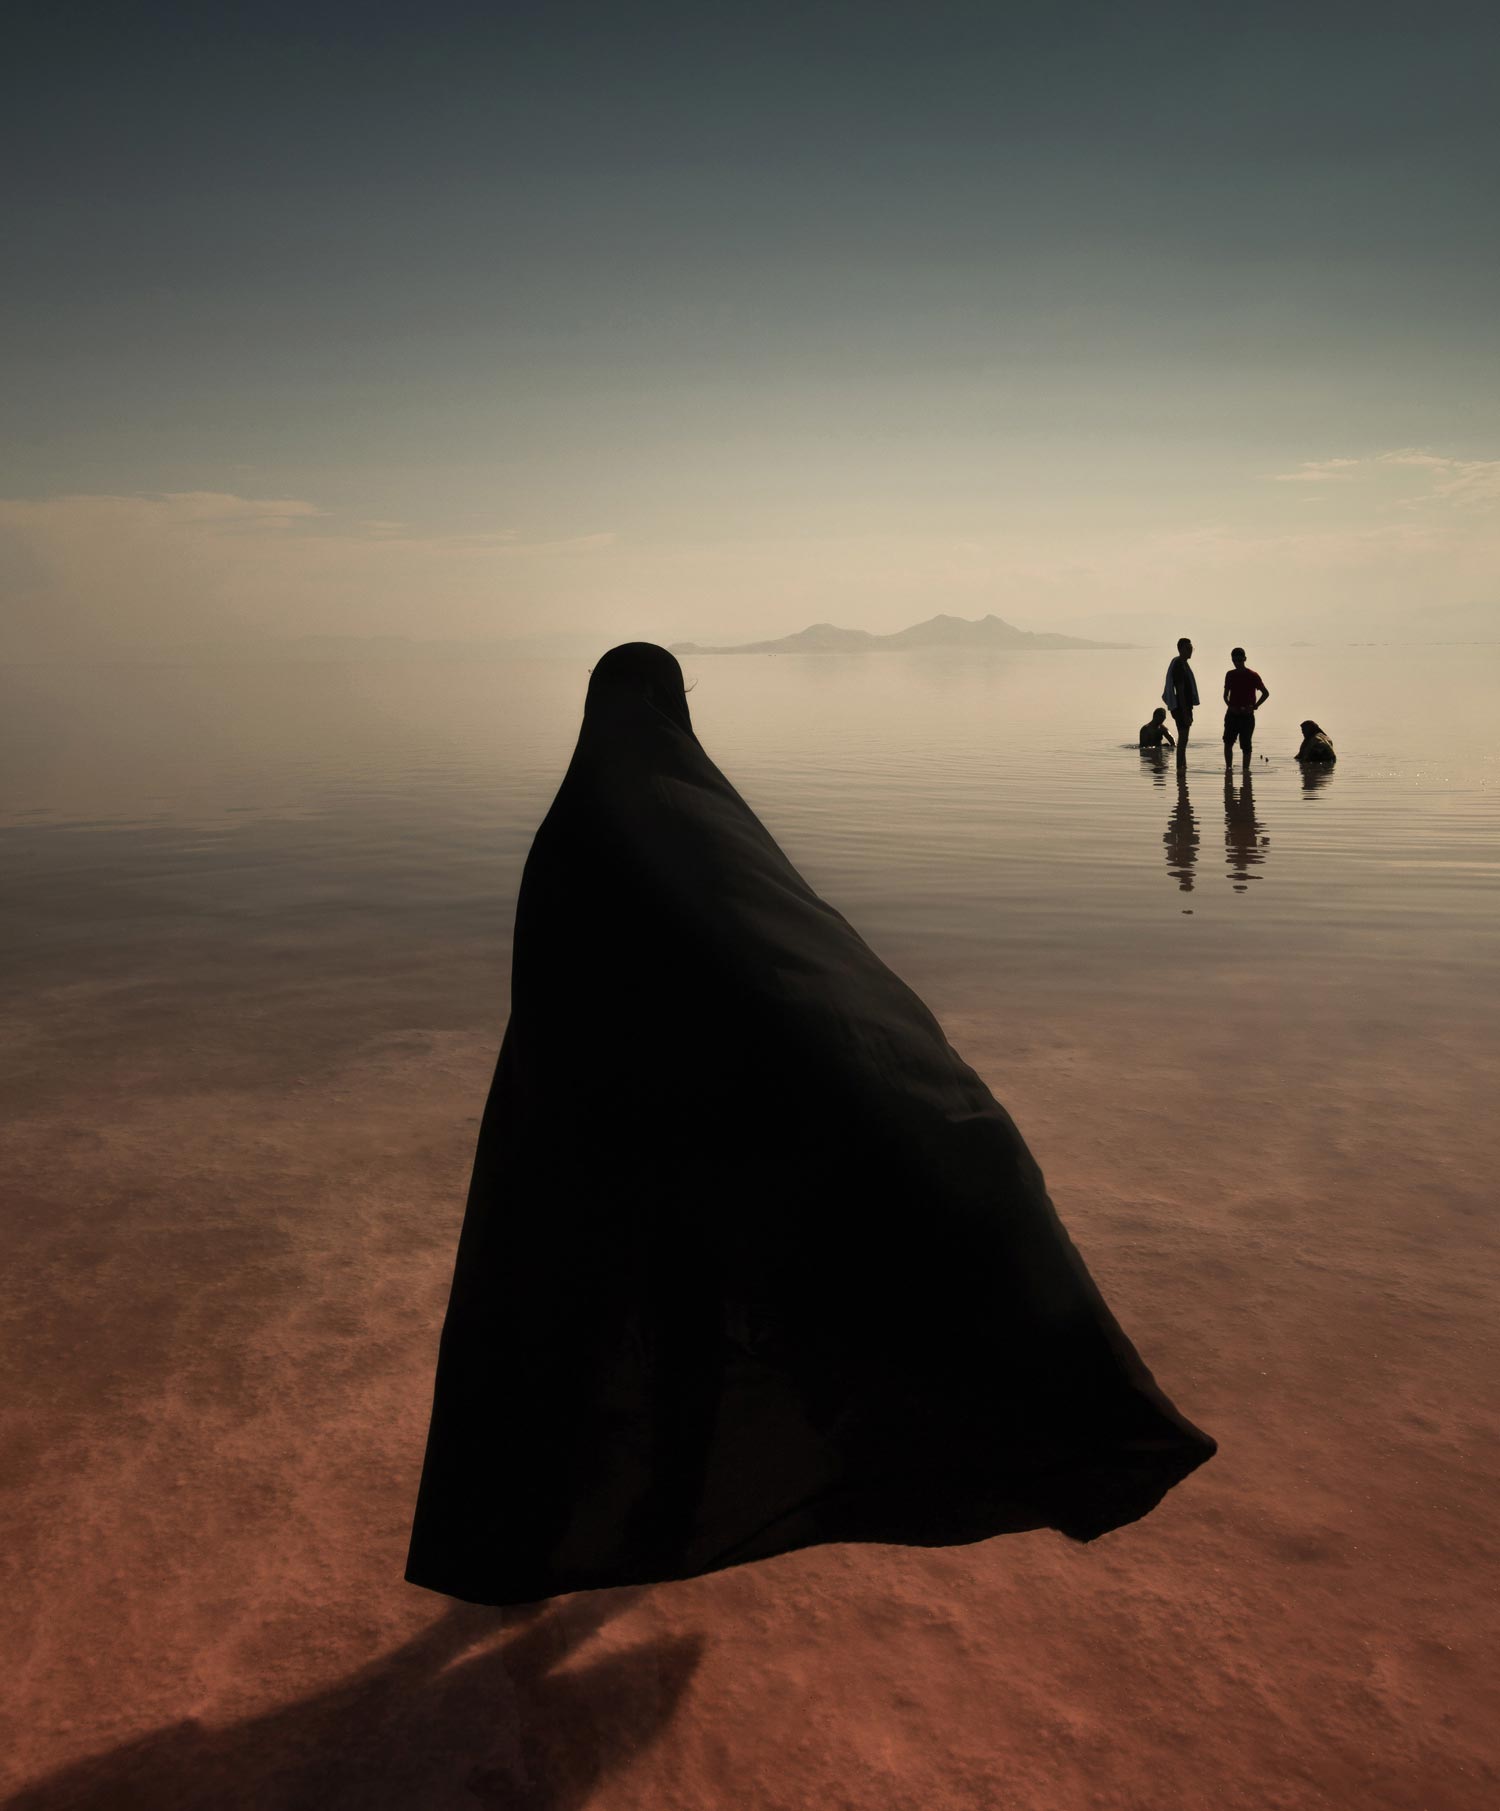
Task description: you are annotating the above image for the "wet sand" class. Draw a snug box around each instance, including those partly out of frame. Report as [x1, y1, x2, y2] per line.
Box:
[4, 959, 1496, 1810]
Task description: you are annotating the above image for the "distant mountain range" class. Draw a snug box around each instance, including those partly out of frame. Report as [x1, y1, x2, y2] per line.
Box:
[670, 613, 1130, 655]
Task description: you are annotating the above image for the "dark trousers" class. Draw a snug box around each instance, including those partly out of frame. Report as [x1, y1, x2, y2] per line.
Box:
[1223, 709, 1255, 753]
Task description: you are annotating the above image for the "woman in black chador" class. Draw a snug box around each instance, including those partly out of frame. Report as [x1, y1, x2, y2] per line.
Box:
[407, 644, 1214, 1605]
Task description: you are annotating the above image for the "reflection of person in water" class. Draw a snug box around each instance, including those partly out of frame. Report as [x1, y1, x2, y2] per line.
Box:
[1295, 720, 1336, 764]
[1163, 772, 1199, 892]
[1139, 746, 1171, 788]
[1138, 707, 1176, 750]
[1223, 774, 1266, 892]
[407, 643, 1214, 1606]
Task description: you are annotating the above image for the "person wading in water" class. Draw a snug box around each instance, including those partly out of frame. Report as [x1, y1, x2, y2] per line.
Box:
[1163, 637, 1198, 766]
[1222, 647, 1269, 771]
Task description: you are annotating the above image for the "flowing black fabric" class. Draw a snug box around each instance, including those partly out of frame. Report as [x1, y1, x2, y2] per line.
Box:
[407, 644, 1214, 1605]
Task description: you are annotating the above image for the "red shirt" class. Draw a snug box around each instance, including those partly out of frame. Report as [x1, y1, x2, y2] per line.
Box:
[1224, 667, 1264, 711]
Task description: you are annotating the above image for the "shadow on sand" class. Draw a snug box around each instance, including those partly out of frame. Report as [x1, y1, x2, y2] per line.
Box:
[6, 1589, 702, 1811]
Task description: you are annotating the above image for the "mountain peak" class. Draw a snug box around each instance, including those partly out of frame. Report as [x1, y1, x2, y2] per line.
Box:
[671, 614, 1129, 656]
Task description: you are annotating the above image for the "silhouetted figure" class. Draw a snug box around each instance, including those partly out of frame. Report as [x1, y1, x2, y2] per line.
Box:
[1223, 774, 1266, 892]
[1162, 637, 1198, 764]
[1221, 648, 1269, 770]
[1138, 707, 1176, 750]
[1295, 720, 1336, 764]
[1163, 772, 1199, 892]
[406, 643, 1215, 1606]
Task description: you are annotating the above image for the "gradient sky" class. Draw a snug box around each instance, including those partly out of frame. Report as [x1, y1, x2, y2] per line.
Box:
[4, 0, 1498, 654]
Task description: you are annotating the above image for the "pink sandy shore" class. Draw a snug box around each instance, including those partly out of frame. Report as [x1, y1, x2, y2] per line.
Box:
[3, 989, 1497, 1810]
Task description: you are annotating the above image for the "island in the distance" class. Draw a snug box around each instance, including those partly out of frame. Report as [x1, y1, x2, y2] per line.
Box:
[670, 612, 1130, 655]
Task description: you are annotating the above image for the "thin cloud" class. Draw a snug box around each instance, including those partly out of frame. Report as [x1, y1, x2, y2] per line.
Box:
[0, 490, 326, 527]
[1374, 450, 1500, 506]
[341, 527, 615, 552]
[1270, 458, 1363, 483]
[1270, 450, 1500, 507]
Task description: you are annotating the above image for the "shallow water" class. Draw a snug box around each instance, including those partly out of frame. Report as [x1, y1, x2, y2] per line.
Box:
[2, 643, 1495, 1050]
[3, 644, 1498, 1811]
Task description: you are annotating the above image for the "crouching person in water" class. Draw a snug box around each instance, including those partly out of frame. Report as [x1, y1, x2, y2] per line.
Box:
[1139, 707, 1176, 751]
[1295, 720, 1336, 763]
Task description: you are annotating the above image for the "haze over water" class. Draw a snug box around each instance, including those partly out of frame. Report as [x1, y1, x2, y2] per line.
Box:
[4, 643, 1495, 1033]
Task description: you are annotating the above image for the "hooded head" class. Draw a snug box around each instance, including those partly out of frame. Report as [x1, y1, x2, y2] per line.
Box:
[584, 643, 694, 736]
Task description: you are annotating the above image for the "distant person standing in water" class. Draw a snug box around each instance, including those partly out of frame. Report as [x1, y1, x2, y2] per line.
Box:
[1163, 638, 1198, 763]
[1138, 707, 1176, 750]
[1221, 648, 1269, 770]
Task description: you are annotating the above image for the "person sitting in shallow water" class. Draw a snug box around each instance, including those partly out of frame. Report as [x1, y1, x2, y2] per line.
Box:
[1295, 720, 1336, 763]
[1139, 707, 1176, 750]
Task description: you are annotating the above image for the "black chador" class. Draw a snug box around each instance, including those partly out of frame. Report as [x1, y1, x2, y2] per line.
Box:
[406, 644, 1214, 1604]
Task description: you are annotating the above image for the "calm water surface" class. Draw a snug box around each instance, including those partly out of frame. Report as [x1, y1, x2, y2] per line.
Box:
[4, 643, 1498, 1810]
[1, 645, 1495, 1056]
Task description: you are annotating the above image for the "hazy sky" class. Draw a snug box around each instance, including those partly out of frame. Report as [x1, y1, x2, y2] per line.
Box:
[4, 1, 1498, 654]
